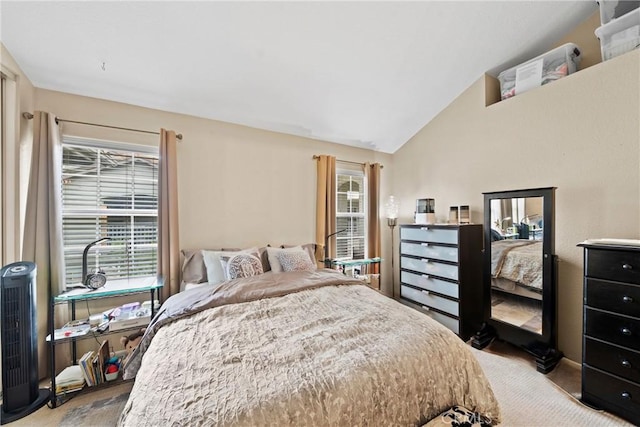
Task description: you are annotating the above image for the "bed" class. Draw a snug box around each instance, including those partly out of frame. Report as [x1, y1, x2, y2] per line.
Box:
[118, 250, 500, 426]
[490, 239, 543, 300]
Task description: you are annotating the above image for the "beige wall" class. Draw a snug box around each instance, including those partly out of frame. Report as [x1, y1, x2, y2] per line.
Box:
[34, 89, 394, 295]
[392, 50, 640, 362]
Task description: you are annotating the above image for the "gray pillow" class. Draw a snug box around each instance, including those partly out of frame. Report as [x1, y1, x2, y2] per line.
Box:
[180, 248, 239, 284]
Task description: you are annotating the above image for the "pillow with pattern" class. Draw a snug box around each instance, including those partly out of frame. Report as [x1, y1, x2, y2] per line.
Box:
[277, 250, 316, 272]
[220, 253, 264, 280]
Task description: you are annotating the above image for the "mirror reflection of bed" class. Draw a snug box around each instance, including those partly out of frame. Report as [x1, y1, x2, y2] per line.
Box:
[490, 196, 544, 334]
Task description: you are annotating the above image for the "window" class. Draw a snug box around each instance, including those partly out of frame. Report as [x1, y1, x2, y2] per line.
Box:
[336, 169, 366, 262]
[61, 137, 158, 285]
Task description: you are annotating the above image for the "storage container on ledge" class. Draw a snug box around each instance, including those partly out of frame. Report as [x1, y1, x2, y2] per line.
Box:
[595, 7, 640, 61]
[497, 43, 581, 101]
[598, 0, 640, 25]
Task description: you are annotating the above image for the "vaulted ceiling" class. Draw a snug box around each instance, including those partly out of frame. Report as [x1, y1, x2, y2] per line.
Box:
[1, 1, 597, 153]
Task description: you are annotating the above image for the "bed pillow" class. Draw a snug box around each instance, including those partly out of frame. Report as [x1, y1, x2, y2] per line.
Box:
[181, 248, 240, 284]
[220, 253, 264, 280]
[266, 246, 307, 273]
[202, 247, 259, 284]
[258, 245, 271, 272]
[277, 250, 316, 272]
[280, 243, 318, 266]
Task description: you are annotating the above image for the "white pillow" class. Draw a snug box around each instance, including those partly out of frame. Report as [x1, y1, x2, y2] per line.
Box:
[202, 247, 258, 284]
[266, 246, 313, 273]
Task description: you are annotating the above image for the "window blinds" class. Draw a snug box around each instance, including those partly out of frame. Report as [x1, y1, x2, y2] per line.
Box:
[336, 171, 366, 260]
[61, 138, 159, 285]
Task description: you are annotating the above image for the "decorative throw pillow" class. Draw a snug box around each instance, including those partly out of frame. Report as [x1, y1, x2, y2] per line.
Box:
[266, 246, 304, 273]
[277, 250, 316, 272]
[280, 243, 318, 268]
[202, 247, 258, 284]
[220, 253, 264, 280]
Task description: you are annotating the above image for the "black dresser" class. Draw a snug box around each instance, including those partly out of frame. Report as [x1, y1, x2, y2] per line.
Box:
[398, 224, 483, 340]
[579, 241, 640, 425]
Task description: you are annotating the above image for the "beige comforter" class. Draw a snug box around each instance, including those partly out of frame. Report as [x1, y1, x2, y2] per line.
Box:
[118, 269, 500, 426]
[491, 240, 542, 290]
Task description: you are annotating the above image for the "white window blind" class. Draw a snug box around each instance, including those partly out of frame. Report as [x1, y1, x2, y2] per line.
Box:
[61, 137, 159, 285]
[336, 169, 367, 261]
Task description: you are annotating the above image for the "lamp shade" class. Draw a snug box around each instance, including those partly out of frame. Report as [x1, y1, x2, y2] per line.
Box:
[385, 196, 399, 219]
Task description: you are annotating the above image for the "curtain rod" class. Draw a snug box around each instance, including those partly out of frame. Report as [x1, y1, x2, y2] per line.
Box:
[22, 112, 183, 140]
[312, 155, 383, 169]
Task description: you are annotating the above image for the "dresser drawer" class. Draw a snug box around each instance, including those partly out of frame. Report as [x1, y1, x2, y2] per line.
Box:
[408, 301, 460, 335]
[585, 308, 640, 351]
[401, 270, 459, 299]
[586, 248, 640, 285]
[585, 337, 640, 384]
[400, 256, 459, 281]
[400, 285, 459, 317]
[583, 366, 640, 423]
[400, 241, 458, 263]
[400, 227, 459, 245]
[586, 278, 640, 318]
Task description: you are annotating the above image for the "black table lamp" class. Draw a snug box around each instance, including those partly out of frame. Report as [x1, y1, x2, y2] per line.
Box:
[324, 229, 347, 268]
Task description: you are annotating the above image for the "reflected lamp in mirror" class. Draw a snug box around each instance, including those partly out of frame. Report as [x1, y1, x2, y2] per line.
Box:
[385, 196, 399, 227]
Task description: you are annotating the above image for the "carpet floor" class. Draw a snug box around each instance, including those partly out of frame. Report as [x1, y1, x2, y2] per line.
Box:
[8, 341, 632, 426]
[473, 340, 632, 426]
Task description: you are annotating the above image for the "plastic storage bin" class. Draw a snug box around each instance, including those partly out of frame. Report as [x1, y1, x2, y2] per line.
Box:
[598, 0, 640, 25]
[498, 43, 581, 100]
[595, 8, 640, 61]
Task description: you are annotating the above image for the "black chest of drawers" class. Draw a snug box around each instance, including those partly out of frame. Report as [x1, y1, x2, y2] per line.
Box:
[398, 224, 483, 340]
[579, 242, 640, 426]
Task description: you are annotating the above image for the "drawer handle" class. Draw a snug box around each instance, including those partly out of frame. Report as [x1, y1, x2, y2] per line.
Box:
[621, 359, 631, 368]
[421, 274, 430, 280]
[421, 305, 430, 312]
[623, 296, 634, 303]
[421, 290, 430, 296]
[622, 264, 633, 270]
[621, 327, 632, 336]
[621, 392, 631, 400]
[420, 243, 430, 247]
[421, 259, 430, 263]
[421, 227, 430, 231]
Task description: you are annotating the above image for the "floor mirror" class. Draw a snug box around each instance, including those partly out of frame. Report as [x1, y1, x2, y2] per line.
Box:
[472, 187, 562, 373]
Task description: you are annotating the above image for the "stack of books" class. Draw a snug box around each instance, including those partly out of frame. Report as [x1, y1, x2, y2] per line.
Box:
[55, 365, 85, 394]
[79, 340, 111, 386]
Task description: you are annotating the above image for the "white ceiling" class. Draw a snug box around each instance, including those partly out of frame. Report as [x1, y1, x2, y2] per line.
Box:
[1, 1, 597, 153]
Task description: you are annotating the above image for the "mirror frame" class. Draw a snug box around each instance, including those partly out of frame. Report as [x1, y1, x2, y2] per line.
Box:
[475, 187, 561, 372]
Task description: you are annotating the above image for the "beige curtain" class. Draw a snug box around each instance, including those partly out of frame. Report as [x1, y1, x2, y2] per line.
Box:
[365, 163, 382, 273]
[158, 129, 180, 299]
[22, 111, 67, 378]
[315, 155, 336, 263]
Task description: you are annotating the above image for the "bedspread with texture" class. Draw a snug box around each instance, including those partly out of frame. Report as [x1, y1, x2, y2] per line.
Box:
[118, 269, 500, 426]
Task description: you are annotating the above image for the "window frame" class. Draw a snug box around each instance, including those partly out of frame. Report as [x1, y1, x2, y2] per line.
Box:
[61, 136, 159, 285]
[335, 166, 368, 263]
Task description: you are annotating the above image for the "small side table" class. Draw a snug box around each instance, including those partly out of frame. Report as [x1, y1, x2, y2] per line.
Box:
[325, 258, 381, 290]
